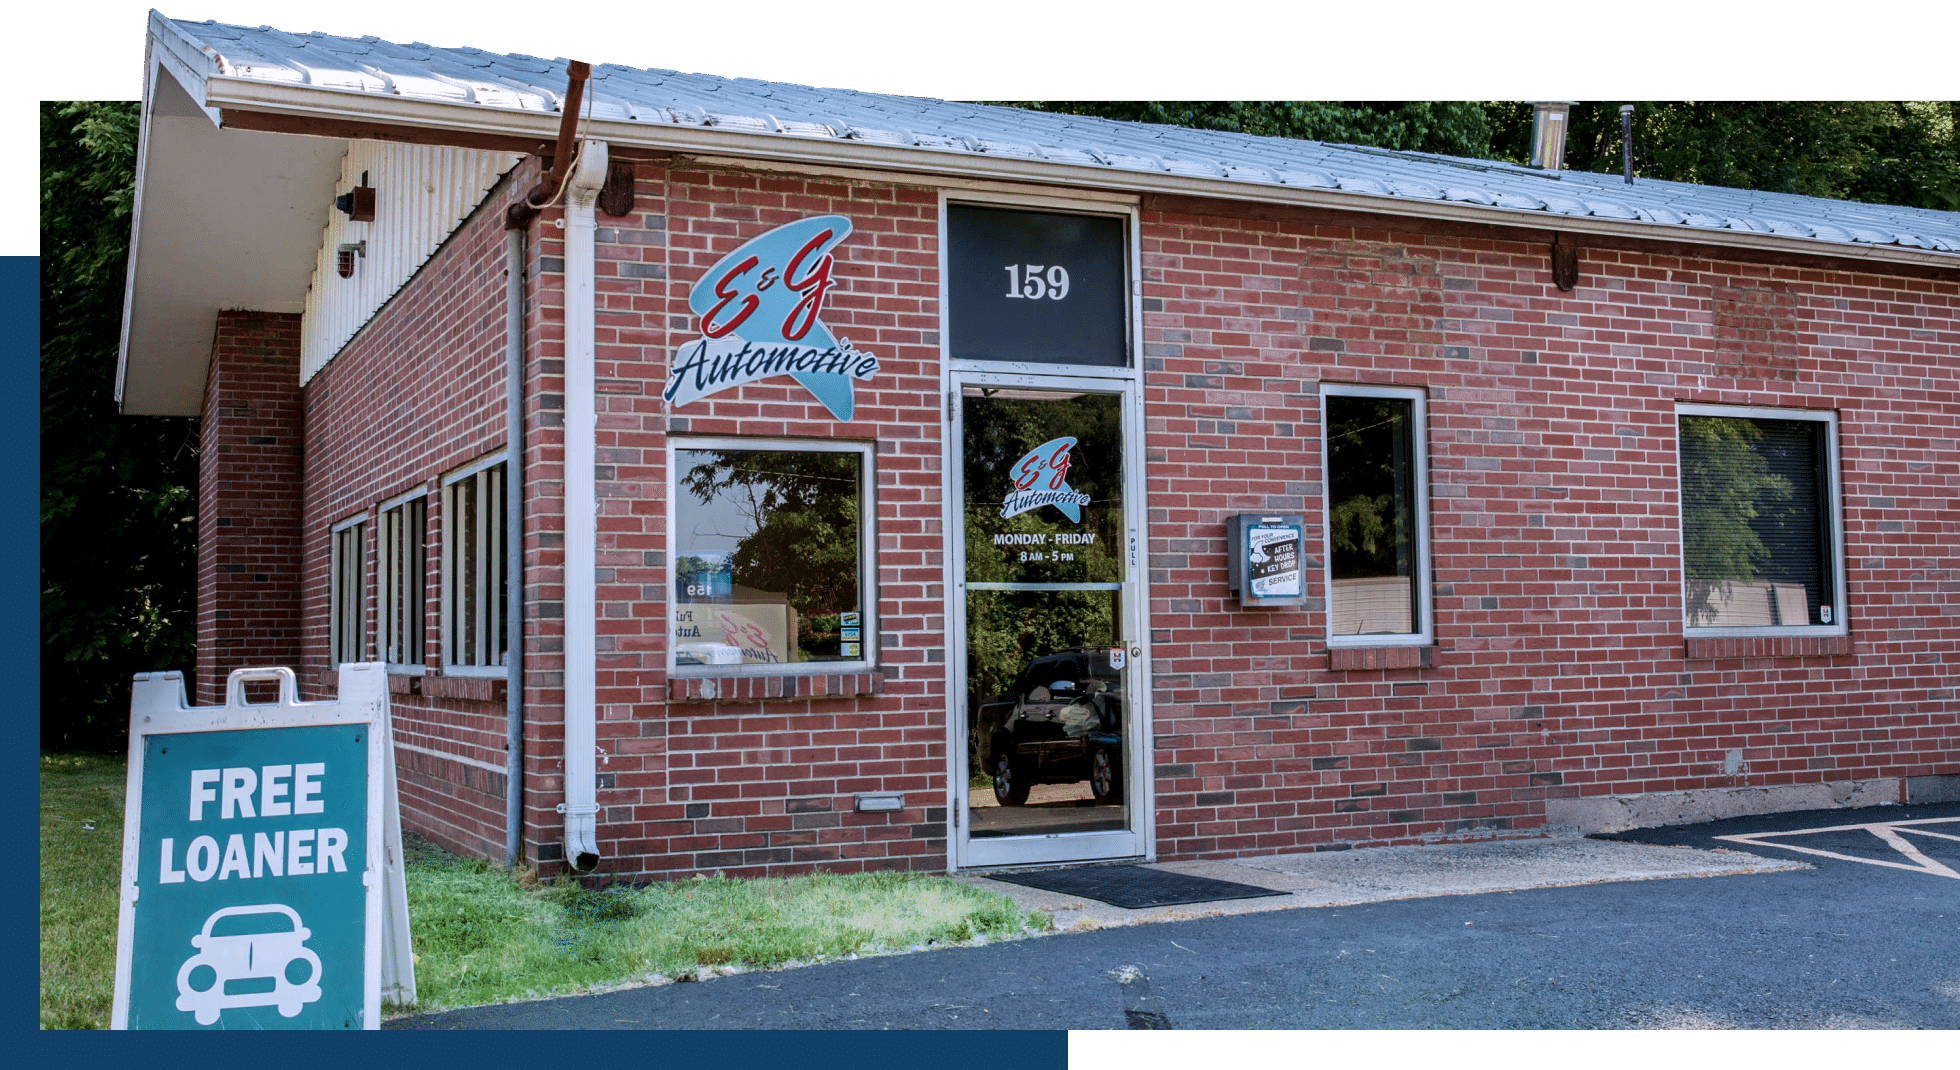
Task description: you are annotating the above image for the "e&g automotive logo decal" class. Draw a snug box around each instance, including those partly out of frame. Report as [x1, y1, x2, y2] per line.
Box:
[664, 214, 879, 421]
[1002, 437, 1091, 522]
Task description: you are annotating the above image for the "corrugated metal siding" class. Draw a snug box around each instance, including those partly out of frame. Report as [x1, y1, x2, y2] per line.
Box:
[301, 143, 521, 382]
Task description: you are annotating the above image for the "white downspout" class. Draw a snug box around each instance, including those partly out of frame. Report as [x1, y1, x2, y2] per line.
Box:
[559, 139, 609, 872]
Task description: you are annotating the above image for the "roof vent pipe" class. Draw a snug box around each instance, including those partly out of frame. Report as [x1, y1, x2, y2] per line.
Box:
[1528, 102, 1574, 170]
[506, 59, 592, 230]
[1620, 104, 1635, 185]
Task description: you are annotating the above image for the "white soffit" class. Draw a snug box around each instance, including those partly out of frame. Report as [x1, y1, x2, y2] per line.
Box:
[117, 57, 344, 415]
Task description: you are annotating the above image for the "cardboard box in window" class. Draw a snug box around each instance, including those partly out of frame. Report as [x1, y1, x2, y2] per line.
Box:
[674, 603, 799, 665]
[1331, 576, 1413, 636]
[1696, 581, 1810, 628]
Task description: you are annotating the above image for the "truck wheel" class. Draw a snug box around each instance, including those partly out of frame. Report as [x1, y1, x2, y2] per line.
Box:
[1089, 746, 1123, 803]
[992, 750, 1032, 806]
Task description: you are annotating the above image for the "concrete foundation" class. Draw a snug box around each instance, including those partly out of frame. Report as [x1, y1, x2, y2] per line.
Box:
[1905, 773, 1960, 804]
[1546, 778, 1903, 833]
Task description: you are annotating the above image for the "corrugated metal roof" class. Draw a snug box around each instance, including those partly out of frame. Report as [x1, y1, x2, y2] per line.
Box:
[162, 16, 1960, 259]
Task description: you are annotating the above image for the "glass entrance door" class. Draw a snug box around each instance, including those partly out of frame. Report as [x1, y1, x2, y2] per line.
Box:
[953, 376, 1146, 868]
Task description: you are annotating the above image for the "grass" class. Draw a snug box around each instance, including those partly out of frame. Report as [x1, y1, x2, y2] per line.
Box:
[40, 751, 1052, 1026]
[401, 838, 1049, 1013]
[40, 752, 128, 1030]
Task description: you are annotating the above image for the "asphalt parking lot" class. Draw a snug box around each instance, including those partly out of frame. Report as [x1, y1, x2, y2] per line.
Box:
[1594, 800, 1960, 882]
[392, 802, 1960, 1029]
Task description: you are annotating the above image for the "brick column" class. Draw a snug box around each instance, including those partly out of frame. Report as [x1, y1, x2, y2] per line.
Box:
[196, 311, 304, 705]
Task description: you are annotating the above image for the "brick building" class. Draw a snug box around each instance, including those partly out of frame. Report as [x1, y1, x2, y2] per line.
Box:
[119, 14, 1960, 879]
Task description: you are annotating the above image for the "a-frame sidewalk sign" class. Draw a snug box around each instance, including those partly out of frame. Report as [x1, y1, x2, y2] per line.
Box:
[111, 663, 415, 1028]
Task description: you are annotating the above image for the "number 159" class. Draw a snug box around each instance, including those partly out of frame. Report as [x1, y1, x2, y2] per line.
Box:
[1004, 264, 1070, 300]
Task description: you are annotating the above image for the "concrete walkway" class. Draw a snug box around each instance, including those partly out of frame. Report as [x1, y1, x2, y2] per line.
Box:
[957, 834, 1806, 932]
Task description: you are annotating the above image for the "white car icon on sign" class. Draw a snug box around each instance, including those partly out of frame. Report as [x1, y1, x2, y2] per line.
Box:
[175, 904, 323, 1024]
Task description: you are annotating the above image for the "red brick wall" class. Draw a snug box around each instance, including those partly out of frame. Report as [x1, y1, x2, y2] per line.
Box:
[565, 163, 948, 879]
[1139, 196, 1960, 857]
[260, 152, 1960, 878]
[297, 161, 538, 861]
[198, 311, 305, 705]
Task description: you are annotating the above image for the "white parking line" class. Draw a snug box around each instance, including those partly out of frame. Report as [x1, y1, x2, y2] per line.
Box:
[1715, 816, 1960, 880]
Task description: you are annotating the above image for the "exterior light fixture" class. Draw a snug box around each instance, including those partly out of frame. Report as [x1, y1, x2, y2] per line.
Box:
[335, 183, 377, 222]
[336, 241, 366, 279]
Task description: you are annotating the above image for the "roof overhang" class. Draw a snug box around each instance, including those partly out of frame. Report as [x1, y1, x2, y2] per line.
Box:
[204, 72, 1960, 276]
[121, 13, 1960, 415]
[117, 52, 348, 414]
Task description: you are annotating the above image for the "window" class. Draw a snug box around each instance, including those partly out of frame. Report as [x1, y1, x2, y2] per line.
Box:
[669, 439, 874, 671]
[379, 492, 427, 667]
[1321, 384, 1431, 644]
[443, 456, 508, 671]
[1677, 405, 1843, 633]
[945, 203, 1131, 368]
[329, 516, 367, 664]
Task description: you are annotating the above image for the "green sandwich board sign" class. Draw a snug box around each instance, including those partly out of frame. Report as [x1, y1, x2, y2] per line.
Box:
[111, 664, 414, 1029]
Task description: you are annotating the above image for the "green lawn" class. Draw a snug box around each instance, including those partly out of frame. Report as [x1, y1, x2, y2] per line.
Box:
[40, 752, 127, 1029]
[41, 751, 1051, 1026]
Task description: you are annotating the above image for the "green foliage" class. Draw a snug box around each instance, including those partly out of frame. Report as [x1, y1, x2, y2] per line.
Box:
[1485, 101, 1960, 211]
[957, 392, 1123, 713]
[42, 101, 200, 752]
[1329, 493, 1392, 561]
[996, 101, 1498, 158]
[1678, 416, 1792, 626]
[677, 449, 861, 656]
[1324, 397, 1411, 580]
[39, 752, 128, 1029]
[1002, 101, 1960, 211]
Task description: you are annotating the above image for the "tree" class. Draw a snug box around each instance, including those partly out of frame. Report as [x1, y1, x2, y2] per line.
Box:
[996, 101, 1498, 158]
[42, 101, 200, 752]
[1485, 102, 1956, 211]
[1677, 416, 1793, 627]
[677, 449, 863, 656]
[1005, 101, 1960, 212]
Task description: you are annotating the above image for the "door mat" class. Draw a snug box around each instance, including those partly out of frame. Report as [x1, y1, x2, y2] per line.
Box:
[985, 864, 1287, 909]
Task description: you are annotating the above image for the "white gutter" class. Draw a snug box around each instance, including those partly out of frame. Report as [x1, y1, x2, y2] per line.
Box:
[197, 77, 1960, 275]
[557, 139, 610, 873]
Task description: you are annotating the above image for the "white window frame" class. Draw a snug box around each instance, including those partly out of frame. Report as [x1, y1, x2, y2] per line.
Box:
[378, 488, 428, 671]
[1320, 383, 1433, 648]
[1675, 403, 1847, 638]
[666, 436, 877, 676]
[441, 452, 509, 675]
[329, 513, 369, 665]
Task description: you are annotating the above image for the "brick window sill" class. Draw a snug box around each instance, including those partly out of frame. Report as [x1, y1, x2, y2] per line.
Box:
[1684, 634, 1851, 660]
[669, 671, 885, 703]
[413, 673, 508, 702]
[1328, 645, 1436, 672]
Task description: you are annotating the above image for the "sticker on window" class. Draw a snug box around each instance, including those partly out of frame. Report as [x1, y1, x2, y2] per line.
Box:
[1002, 437, 1092, 522]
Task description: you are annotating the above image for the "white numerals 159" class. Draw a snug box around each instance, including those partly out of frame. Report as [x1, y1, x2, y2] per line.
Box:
[1003, 264, 1071, 300]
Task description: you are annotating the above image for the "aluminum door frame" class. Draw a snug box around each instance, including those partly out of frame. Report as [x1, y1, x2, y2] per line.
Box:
[943, 367, 1153, 871]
